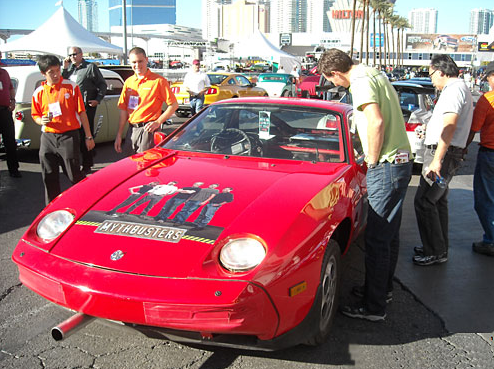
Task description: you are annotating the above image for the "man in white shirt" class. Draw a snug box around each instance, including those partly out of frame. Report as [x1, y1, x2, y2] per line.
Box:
[183, 59, 211, 115]
[413, 54, 473, 266]
[124, 181, 178, 217]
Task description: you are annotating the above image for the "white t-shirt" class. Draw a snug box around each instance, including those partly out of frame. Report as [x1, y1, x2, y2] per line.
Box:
[424, 78, 473, 148]
[183, 70, 211, 96]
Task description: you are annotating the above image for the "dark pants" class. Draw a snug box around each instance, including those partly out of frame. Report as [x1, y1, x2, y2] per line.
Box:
[79, 104, 96, 168]
[414, 147, 464, 256]
[0, 107, 19, 174]
[107, 193, 143, 215]
[474, 148, 494, 244]
[125, 194, 161, 215]
[155, 197, 187, 220]
[364, 161, 412, 315]
[39, 130, 84, 205]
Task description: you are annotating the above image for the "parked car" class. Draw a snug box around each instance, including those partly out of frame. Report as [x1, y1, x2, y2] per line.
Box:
[256, 73, 297, 97]
[171, 72, 268, 117]
[392, 82, 436, 164]
[12, 97, 368, 350]
[99, 64, 134, 81]
[7, 65, 127, 150]
[297, 66, 320, 98]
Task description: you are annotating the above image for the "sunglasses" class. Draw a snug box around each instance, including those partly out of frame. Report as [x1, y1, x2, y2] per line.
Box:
[68, 53, 80, 57]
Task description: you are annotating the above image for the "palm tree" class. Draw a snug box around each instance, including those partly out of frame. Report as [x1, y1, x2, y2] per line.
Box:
[396, 17, 411, 68]
[350, 0, 358, 58]
[389, 14, 401, 68]
[359, 0, 367, 64]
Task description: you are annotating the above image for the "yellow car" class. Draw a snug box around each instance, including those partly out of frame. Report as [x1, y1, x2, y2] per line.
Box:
[171, 72, 268, 117]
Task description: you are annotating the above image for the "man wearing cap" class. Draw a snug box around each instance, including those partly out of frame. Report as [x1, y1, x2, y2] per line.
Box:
[465, 61, 494, 256]
[114, 47, 178, 156]
[183, 59, 210, 116]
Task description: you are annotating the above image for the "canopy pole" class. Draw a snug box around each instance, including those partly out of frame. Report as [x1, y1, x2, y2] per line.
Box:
[122, 0, 128, 64]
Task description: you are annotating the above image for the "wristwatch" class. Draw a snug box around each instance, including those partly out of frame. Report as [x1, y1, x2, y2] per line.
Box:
[367, 162, 378, 169]
[85, 137, 93, 141]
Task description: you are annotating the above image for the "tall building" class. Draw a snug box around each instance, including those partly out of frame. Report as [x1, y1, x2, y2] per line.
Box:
[109, 0, 176, 28]
[222, 0, 269, 40]
[202, 0, 232, 40]
[408, 8, 438, 34]
[469, 9, 494, 35]
[78, 0, 98, 32]
[307, 0, 333, 33]
[270, 0, 308, 33]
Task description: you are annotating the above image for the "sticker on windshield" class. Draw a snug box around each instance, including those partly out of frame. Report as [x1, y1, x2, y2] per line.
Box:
[259, 111, 272, 140]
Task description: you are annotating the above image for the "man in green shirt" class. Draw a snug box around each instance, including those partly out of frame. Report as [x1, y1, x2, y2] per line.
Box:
[318, 49, 412, 321]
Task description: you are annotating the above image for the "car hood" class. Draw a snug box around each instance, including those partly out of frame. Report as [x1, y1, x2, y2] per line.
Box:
[49, 149, 347, 278]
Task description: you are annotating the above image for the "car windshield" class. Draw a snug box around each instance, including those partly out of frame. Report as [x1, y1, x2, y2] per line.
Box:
[162, 104, 346, 163]
[397, 91, 419, 110]
[259, 75, 288, 83]
[207, 74, 228, 85]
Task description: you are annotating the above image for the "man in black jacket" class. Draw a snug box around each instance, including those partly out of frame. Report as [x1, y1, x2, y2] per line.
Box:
[62, 46, 107, 173]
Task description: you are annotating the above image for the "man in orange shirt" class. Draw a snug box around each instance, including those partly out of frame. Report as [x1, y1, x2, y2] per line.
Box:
[466, 61, 494, 256]
[114, 47, 178, 155]
[32, 55, 95, 204]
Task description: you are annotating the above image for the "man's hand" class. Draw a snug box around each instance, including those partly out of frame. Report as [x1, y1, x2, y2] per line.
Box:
[85, 138, 95, 151]
[88, 100, 99, 107]
[144, 121, 161, 133]
[63, 57, 70, 69]
[425, 158, 442, 182]
[40, 115, 51, 126]
[114, 135, 123, 153]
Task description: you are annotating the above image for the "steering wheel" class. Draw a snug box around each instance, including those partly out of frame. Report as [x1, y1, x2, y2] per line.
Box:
[210, 128, 253, 156]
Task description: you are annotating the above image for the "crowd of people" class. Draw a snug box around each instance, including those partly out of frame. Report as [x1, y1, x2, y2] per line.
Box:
[1, 47, 493, 324]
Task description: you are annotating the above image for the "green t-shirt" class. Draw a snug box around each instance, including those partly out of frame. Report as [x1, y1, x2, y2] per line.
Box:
[349, 65, 411, 163]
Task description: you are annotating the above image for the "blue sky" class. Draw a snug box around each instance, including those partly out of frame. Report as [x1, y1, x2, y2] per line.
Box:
[0, 0, 492, 34]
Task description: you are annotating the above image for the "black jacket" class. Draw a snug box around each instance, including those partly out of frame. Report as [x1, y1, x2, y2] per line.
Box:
[62, 60, 107, 104]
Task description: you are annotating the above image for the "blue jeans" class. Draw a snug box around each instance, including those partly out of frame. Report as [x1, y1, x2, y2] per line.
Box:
[173, 200, 202, 223]
[474, 148, 494, 244]
[155, 197, 187, 221]
[364, 161, 412, 315]
[190, 95, 205, 115]
[194, 203, 221, 227]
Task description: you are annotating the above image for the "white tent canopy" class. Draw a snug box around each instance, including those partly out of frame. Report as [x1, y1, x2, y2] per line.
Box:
[0, 6, 122, 56]
[234, 29, 300, 72]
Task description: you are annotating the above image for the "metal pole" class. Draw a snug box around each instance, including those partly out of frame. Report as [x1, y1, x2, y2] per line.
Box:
[122, 0, 128, 64]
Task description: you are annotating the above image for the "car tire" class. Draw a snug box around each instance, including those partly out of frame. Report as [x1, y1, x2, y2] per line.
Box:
[305, 239, 341, 346]
[175, 111, 189, 118]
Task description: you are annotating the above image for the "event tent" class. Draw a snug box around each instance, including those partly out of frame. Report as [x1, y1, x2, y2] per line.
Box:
[233, 29, 300, 72]
[0, 6, 122, 56]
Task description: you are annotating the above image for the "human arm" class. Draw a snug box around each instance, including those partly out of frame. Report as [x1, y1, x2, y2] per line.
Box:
[425, 112, 459, 179]
[361, 102, 385, 165]
[9, 82, 16, 111]
[80, 111, 95, 151]
[115, 109, 130, 153]
[88, 64, 107, 107]
[144, 101, 179, 132]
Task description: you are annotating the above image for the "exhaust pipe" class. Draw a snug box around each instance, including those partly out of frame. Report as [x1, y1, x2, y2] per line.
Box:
[51, 313, 95, 341]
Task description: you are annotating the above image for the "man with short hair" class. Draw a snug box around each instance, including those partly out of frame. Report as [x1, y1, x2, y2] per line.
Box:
[172, 183, 219, 225]
[183, 59, 210, 116]
[318, 48, 412, 321]
[32, 55, 95, 204]
[0, 66, 21, 177]
[465, 61, 494, 257]
[62, 46, 107, 173]
[413, 54, 473, 266]
[114, 47, 178, 155]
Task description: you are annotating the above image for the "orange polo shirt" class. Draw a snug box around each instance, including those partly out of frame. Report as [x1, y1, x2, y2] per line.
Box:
[471, 90, 494, 149]
[31, 79, 85, 134]
[118, 69, 177, 124]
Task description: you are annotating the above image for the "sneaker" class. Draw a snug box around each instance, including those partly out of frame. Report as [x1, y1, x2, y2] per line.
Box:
[412, 253, 448, 266]
[352, 285, 393, 303]
[414, 246, 424, 256]
[472, 241, 494, 257]
[341, 303, 386, 322]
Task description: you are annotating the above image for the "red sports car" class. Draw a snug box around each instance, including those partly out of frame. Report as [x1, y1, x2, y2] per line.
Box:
[12, 97, 368, 350]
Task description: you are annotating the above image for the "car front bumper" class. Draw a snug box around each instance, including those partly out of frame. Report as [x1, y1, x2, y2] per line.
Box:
[13, 239, 280, 341]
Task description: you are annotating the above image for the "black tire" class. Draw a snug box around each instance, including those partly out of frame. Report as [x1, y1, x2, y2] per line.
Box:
[305, 239, 341, 346]
[175, 111, 189, 118]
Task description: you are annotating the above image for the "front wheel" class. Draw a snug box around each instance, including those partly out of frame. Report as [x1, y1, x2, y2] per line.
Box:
[305, 239, 341, 346]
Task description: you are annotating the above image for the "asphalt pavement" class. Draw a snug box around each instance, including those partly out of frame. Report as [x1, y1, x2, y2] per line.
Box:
[1, 118, 493, 368]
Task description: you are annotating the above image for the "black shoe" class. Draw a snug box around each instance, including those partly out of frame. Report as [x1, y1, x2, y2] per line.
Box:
[414, 246, 424, 256]
[472, 241, 494, 257]
[352, 285, 393, 303]
[341, 303, 386, 322]
[9, 170, 22, 178]
[413, 253, 448, 266]
[81, 166, 92, 174]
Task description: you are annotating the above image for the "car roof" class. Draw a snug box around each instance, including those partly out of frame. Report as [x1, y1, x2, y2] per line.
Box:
[392, 81, 435, 91]
[6, 65, 122, 102]
[213, 96, 353, 114]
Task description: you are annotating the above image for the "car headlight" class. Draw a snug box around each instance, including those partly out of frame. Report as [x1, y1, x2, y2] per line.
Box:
[219, 238, 266, 272]
[37, 210, 75, 241]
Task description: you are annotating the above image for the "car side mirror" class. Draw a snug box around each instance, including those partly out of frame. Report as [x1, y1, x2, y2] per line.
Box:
[154, 132, 167, 146]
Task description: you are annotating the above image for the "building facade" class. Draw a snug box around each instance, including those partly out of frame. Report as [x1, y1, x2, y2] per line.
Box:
[78, 0, 98, 32]
[109, 0, 177, 27]
[469, 8, 494, 35]
[408, 8, 438, 34]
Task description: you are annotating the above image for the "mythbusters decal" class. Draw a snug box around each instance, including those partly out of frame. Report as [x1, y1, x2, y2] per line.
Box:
[77, 180, 234, 244]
